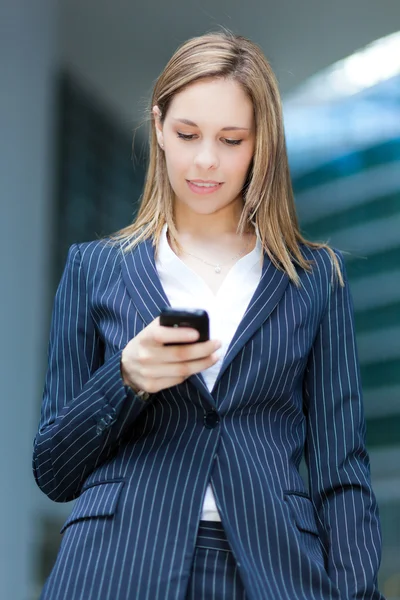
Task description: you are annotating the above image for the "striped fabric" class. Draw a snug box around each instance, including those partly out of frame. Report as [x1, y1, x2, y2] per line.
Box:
[187, 521, 247, 599]
[195, 521, 233, 553]
[33, 237, 384, 600]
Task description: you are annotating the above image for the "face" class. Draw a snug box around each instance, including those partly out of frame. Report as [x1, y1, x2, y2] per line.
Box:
[153, 78, 255, 219]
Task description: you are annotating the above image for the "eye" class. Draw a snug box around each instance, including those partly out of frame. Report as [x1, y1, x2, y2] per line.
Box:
[176, 132, 243, 146]
[224, 138, 243, 146]
[177, 132, 197, 141]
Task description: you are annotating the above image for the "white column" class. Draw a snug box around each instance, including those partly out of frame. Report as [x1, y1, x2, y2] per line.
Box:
[0, 1, 59, 598]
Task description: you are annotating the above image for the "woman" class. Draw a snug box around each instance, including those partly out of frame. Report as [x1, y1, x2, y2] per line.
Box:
[33, 31, 384, 600]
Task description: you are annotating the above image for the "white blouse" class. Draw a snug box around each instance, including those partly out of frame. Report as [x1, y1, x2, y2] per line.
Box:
[156, 225, 262, 521]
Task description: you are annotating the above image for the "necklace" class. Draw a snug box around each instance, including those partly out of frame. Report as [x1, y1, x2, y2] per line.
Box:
[181, 238, 251, 274]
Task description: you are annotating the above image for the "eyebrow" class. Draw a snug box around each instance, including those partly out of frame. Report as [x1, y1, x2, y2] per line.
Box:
[172, 118, 251, 131]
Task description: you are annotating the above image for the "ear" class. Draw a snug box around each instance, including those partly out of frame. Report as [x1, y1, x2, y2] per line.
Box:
[152, 105, 164, 150]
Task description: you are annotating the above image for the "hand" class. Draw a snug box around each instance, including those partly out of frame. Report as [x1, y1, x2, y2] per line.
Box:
[121, 317, 221, 395]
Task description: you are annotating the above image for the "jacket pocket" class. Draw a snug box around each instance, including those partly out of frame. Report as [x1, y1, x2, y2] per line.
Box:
[60, 480, 124, 533]
[283, 492, 319, 536]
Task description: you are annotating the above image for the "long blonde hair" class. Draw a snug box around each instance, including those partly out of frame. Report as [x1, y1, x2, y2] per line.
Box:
[111, 30, 343, 287]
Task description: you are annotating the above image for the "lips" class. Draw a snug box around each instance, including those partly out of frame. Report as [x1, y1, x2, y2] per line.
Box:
[186, 180, 223, 194]
[189, 179, 222, 185]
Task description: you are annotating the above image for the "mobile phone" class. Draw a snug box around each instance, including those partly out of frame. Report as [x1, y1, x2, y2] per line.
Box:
[159, 308, 210, 343]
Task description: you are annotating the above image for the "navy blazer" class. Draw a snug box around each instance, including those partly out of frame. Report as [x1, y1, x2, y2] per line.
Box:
[33, 237, 384, 600]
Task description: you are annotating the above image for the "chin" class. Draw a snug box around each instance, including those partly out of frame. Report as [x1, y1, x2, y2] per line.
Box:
[174, 188, 238, 216]
[187, 203, 226, 216]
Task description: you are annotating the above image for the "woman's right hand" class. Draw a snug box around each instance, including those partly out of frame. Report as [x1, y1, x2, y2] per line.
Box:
[120, 317, 221, 395]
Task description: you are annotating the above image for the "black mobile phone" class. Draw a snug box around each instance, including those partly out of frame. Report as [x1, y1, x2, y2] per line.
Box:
[159, 308, 210, 343]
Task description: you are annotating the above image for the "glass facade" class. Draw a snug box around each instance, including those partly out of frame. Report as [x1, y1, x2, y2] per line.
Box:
[54, 72, 146, 282]
[286, 70, 400, 597]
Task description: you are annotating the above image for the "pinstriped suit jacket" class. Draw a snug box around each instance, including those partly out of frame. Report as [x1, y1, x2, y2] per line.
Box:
[33, 237, 384, 600]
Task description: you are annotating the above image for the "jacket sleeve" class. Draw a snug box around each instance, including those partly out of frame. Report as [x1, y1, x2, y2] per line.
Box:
[33, 243, 149, 502]
[303, 250, 385, 600]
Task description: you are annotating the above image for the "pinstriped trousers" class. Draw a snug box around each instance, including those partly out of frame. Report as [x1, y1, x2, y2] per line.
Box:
[186, 521, 247, 600]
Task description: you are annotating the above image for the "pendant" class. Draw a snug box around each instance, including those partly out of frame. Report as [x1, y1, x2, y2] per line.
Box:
[214, 265, 221, 274]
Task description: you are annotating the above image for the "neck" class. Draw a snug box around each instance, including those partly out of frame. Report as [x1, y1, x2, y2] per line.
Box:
[173, 197, 249, 240]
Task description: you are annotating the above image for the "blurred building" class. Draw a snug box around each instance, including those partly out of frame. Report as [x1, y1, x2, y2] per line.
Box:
[285, 48, 400, 592]
[1, 1, 399, 598]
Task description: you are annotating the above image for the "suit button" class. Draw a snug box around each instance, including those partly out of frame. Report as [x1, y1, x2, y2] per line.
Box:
[96, 419, 107, 435]
[204, 410, 219, 429]
[103, 412, 116, 426]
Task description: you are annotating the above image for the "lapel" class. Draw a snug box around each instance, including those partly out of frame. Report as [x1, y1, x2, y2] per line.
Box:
[120, 238, 290, 401]
[119, 238, 213, 402]
[212, 252, 290, 390]
[120, 237, 170, 322]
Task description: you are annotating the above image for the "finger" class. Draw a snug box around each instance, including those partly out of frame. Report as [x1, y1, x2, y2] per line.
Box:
[165, 339, 221, 363]
[140, 322, 200, 347]
[140, 339, 221, 365]
[140, 353, 220, 380]
[151, 324, 202, 347]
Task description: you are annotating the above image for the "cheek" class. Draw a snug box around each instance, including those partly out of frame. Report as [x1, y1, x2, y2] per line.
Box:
[224, 149, 253, 181]
[165, 155, 187, 182]
[165, 143, 191, 177]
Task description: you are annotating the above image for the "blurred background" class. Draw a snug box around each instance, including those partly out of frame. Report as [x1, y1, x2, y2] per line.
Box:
[1, 0, 399, 598]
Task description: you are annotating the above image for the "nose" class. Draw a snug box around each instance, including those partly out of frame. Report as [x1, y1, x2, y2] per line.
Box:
[193, 142, 219, 170]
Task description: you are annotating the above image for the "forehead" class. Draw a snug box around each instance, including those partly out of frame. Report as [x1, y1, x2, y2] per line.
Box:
[167, 78, 254, 128]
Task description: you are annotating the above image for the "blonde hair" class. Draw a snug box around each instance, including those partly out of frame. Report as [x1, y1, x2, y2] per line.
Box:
[111, 30, 343, 287]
